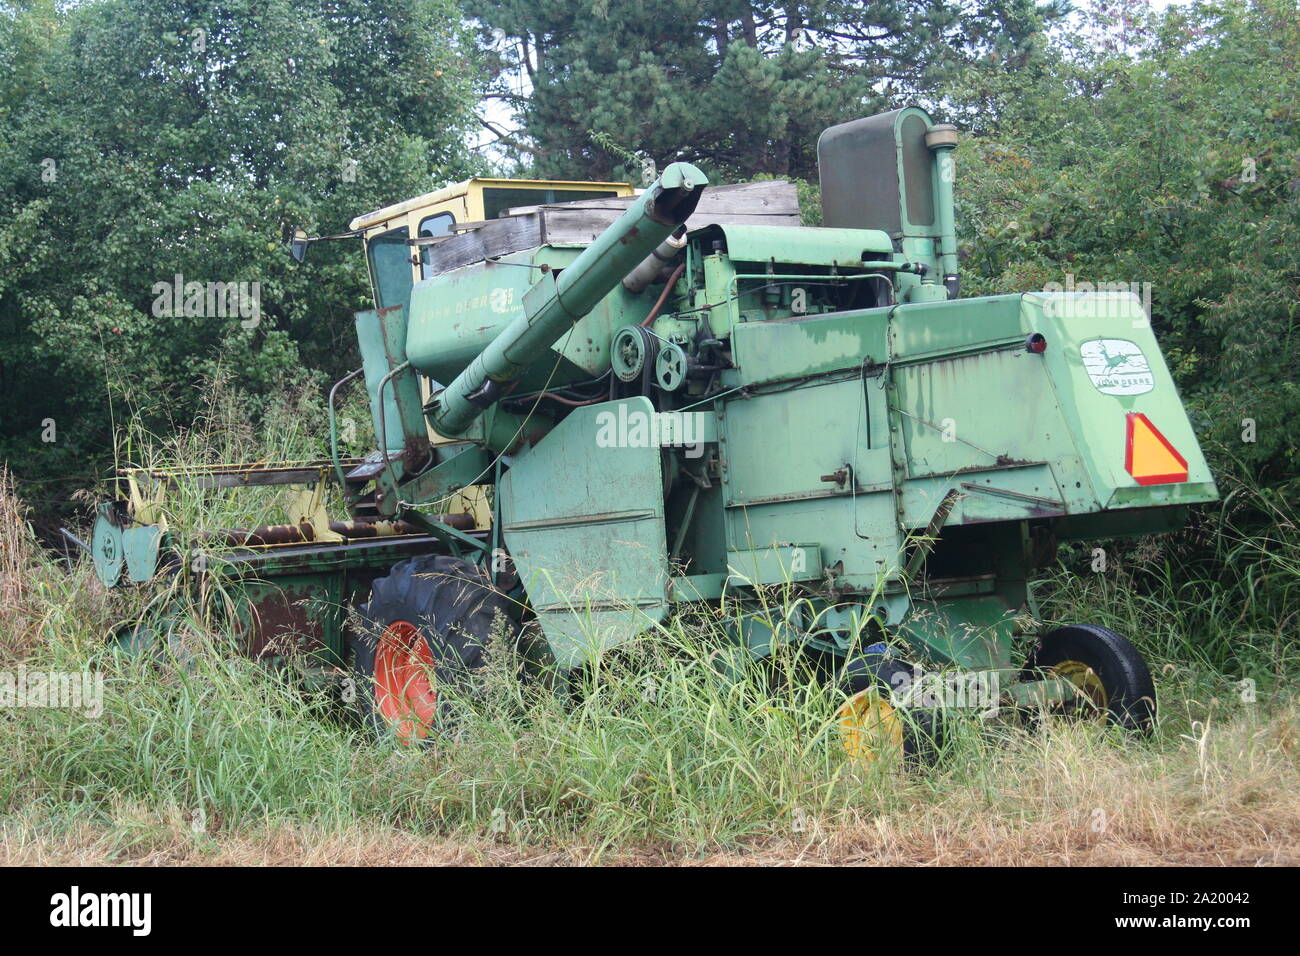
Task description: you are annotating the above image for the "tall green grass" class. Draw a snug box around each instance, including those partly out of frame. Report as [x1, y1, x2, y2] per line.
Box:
[113, 371, 344, 535]
[2, 382, 1297, 860]
[1035, 474, 1300, 730]
[4, 555, 1294, 859]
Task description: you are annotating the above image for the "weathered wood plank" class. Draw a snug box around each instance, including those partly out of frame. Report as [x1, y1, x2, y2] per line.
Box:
[507, 180, 800, 218]
[422, 180, 802, 276]
[539, 209, 800, 246]
[421, 216, 546, 274]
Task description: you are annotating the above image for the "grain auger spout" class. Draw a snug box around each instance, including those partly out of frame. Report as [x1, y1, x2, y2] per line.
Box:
[427, 162, 708, 437]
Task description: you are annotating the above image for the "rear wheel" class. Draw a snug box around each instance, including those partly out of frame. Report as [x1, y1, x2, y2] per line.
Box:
[1023, 624, 1156, 733]
[837, 687, 905, 762]
[837, 654, 943, 763]
[348, 554, 514, 743]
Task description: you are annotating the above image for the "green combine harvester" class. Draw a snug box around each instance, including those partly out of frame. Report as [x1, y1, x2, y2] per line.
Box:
[93, 107, 1217, 754]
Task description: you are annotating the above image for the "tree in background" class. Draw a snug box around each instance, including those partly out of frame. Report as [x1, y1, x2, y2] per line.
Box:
[955, 0, 1299, 491]
[467, 0, 1066, 181]
[0, 0, 480, 511]
[3, 0, 1294, 532]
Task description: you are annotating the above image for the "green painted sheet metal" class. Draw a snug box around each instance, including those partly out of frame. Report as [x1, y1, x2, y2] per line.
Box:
[720, 374, 901, 590]
[123, 525, 163, 583]
[880, 291, 1215, 513]
[355, 305, 425, 456]
[499, 397, 670, 668]
[725, 544, 824, 587]
[697, 224, 894, 265]
[819, 106, 941, 240]
[723, 292, 1216, 547]
[407, 251, 534, 384]
[1024, 292, 1217, 509]
[730, 309, 889, 385]
[897, 593, 1022, 669]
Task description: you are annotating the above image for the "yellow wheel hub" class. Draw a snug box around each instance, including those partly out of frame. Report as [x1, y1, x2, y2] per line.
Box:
[837, 689, 904, 760]
[1052, 659, 1108, 715]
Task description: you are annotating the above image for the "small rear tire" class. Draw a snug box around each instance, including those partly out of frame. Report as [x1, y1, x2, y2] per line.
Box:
[840, 656, 944, 763]
[1023, 624, 1156, 734]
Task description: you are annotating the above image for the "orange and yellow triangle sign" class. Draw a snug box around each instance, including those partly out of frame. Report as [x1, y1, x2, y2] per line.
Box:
[1125, 413, 1188, 485]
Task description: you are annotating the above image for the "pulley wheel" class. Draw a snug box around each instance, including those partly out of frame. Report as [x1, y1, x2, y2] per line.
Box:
[612, 326, 648, 383]
[91, 503, 126, 587]
[655, 342, 688, 391]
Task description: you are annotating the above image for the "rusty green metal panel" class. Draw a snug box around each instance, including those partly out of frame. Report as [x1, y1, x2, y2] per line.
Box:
[884, 292, 1216, 519]
[818, 105, 959, 301]
[355, 305, 426, 457]
[819, 106, 938, 237]
[730, 309, 889, 385]
[123, 525, 163, 583]
[114, 534, 449, 666]
[720, 375, 901, 590]
[499, 397, 669, 668]
[1024, 292, 1217, 509]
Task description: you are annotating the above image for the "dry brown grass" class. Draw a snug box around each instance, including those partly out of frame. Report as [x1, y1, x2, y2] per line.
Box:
[0, 466, 41, 661]
[5, 703, 1296, 866]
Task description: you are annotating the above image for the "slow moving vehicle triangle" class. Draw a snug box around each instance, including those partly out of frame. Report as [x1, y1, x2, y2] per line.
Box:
[1125, 413, 1188, 485]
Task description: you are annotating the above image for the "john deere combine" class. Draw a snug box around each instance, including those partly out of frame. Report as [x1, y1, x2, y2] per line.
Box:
[95, 107, 1217, 750]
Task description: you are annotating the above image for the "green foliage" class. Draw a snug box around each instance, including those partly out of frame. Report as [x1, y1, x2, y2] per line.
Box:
[0, 0, 481, 508]
[466, 0, 1065, 181]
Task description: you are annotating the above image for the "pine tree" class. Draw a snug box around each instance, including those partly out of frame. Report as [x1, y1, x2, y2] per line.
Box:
[467, 0, 1065, 180]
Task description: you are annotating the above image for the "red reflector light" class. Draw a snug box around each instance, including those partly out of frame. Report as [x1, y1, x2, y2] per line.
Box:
[1025, 333, 1047, 353]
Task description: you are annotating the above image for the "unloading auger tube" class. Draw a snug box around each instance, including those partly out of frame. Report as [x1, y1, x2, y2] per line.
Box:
[426, 162, 709, 437]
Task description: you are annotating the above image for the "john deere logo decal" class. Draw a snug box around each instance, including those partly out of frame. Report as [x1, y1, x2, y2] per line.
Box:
[1079, 339, 1154, 395]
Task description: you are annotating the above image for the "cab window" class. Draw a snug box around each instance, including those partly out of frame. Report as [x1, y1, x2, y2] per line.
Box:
[366, 228, 413, 312]
[419, 212, 456, 279]
[481, 188, 619, 220]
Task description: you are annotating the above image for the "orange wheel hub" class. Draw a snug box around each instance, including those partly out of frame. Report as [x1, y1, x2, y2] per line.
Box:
[374, 620, 437, 743]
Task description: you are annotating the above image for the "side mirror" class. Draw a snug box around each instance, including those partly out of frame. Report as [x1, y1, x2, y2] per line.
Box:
[280, 224, 363, 263]
[286, 226, 310, 264]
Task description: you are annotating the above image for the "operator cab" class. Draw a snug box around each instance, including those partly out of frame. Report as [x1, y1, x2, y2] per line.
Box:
[343, 178, 633, 527]
[348, 178, 636, 314]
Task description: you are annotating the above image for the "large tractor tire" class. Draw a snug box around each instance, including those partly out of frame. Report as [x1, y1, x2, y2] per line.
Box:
[347, 554, 514, 743]
[1023, 624, 1156, 734]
